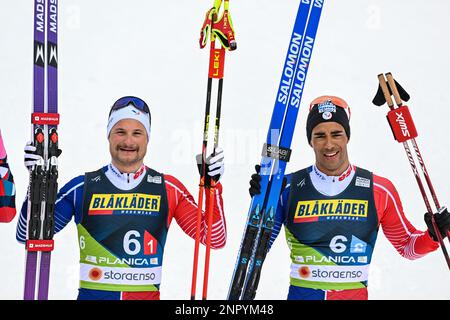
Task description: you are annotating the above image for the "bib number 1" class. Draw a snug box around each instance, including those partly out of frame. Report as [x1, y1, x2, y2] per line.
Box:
[123, 230, 158, 256]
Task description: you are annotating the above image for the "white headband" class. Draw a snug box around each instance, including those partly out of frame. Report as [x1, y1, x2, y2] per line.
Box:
[107, 105, 151, 140]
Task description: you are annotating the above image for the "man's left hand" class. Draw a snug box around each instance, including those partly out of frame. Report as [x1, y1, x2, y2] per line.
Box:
[424, 207, 450, 241]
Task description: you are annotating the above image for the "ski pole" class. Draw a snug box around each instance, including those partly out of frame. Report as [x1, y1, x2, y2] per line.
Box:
[375, 73, 450, 269]
[385, 74, 443, 211]
[191, 1, 220, 300]
[191, 0, 236, 300]
[385, 73, 450, 259]
[202, 44, 225, 300]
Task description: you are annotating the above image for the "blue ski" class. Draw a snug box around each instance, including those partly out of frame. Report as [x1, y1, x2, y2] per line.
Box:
[228, 0, 324, 300]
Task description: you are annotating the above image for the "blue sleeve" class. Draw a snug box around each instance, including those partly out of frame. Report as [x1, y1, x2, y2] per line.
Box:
[16, 174, 85, 243]
[267, 173, 291, 250]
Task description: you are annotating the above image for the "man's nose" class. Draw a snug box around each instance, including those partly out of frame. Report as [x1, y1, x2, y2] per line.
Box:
[323, 136, 334, 149]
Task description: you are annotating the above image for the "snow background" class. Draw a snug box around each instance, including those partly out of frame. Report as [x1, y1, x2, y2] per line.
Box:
[0, 0, 449, 300]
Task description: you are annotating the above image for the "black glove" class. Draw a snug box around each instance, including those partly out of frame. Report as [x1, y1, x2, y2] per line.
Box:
[249, 165, 262, 197]
[424, 207, 450, 241]
[249, 164, 287, 198]
[196, 147, 224, 188]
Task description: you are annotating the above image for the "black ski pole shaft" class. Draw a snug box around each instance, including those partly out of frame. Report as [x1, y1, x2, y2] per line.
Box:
[190, 60, 212, 301]
[202, 59, 223, 301]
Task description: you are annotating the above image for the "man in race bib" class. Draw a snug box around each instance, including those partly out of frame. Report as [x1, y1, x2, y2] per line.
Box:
[17, 96, 227, 300]
[249, 95, 450, 300]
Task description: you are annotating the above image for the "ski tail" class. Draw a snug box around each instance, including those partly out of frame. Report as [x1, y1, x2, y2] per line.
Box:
[24, 0, 59, 300]
[38, 0, 59, 300]
[24, 0, 47, 301]
[228, 0, 324, 300]
[241, 0, 324, 300]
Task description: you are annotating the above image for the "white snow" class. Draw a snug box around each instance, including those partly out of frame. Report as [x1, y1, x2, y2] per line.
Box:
[0, 0, 449, 300]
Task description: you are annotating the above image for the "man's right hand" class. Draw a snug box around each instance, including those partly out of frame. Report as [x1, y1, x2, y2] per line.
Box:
[24, 141, 62, 171]
[24, 141, 43, 170]
[249, 164, 287, 198]
[249, 165, 262, 197]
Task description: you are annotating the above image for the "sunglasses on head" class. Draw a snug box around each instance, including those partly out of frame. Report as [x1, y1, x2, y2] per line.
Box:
[109, 96, 150, 117]
[309, 96, 351, 120]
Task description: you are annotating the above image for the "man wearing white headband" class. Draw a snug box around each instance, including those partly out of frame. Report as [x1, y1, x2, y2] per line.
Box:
[18, 96, 227, 300]
[106, 102, 152, 175]
[107, 104, 151, 140]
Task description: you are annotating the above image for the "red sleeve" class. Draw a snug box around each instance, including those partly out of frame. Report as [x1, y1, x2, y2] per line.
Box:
[373, 174, 439, 259]
[164, 174, 226, 249]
